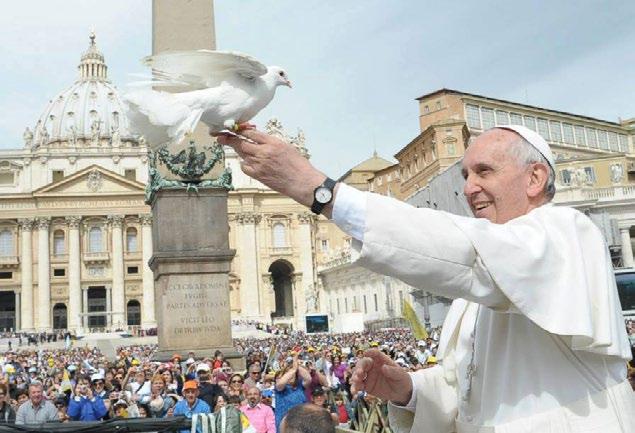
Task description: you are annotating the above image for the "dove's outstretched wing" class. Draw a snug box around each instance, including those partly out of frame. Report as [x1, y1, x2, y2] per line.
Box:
[141, 50, 268, 91]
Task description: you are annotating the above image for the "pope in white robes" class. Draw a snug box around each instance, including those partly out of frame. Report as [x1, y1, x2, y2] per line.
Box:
[218, 124, 635, 433]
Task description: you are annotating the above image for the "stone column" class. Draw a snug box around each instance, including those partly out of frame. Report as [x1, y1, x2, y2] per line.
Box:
[36, 217, 51, 330]
[621, 227, 634, 268]
[18, 218, 34, 331]
[236, 212, 261, 318]
[82, 288, 88, 329]
[296, 212, 315, 329]
[15, 292, 20, 331]
[66, 216, 82, 330]
[140, 215, 156, 328]
[149, 188, 239, 366]
[108, 215, 125, 328]
[106, 286, 113, 328]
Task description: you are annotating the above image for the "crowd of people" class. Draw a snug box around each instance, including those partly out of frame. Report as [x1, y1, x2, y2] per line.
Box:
[0, 323, 633, 431]
[0, 328, 443, 431]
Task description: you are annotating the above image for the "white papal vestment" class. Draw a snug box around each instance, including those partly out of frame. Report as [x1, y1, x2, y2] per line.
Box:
[332, 184, 634, 433]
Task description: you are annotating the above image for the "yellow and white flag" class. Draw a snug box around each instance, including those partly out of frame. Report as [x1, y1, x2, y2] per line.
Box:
[402, 299, 428, 340]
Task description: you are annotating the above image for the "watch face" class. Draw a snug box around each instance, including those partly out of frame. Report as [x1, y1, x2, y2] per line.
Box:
[315, 186, 333, 204]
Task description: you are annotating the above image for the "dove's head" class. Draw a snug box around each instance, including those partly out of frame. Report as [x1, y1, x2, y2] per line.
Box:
[268, 66, 292, 88]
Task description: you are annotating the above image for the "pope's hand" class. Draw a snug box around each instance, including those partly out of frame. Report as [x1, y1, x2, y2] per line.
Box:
[216, 129, 329, 214]
[351, 349, 412, 406]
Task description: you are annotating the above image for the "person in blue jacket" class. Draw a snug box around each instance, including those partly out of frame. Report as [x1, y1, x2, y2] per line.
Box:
[67, 377, 108, 421]
[170, 380, 211, 433]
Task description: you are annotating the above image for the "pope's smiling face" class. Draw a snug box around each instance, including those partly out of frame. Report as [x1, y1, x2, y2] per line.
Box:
[462, 129, 534, 224]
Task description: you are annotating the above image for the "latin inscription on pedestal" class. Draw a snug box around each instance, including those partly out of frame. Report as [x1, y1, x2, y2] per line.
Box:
[158, 273, 232, 349]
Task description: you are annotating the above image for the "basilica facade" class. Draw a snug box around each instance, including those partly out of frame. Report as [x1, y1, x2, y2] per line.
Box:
[0, 35, 319, 332]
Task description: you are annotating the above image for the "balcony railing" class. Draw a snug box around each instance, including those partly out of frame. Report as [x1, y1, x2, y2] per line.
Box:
[51, 254, 69, 264]
[0, 255, 19, 268]
[268, 246, 293, 256]
[82, 251, 110, 264]
[124, 251, 142, 261]
[554, 185, 635, 204]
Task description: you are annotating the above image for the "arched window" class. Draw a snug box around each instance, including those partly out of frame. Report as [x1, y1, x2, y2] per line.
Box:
[89, 227, 102, 253]
[126, 227, 138, 252]
[127, 300, 141, 326]
[53, 230, 65, 255]
[0, 230, 13, 256]
[272, 223, 286, 248]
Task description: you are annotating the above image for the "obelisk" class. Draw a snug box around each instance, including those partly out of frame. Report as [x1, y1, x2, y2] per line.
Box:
[149, 0, 242, 368]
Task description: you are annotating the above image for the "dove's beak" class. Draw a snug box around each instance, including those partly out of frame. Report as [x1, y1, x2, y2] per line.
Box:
[284, 79, 292, 88]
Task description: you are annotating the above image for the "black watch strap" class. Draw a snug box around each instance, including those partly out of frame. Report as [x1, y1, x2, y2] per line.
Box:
[311, 177, 337, 215]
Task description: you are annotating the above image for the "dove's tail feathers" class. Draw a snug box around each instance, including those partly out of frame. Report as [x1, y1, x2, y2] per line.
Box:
[123, 90, 194, 150]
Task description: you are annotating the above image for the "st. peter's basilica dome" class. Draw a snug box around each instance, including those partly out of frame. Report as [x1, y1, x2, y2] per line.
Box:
[24, 32, 135, 150]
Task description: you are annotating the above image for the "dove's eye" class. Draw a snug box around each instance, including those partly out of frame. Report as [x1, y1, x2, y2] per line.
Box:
[279, 71, 285, 77]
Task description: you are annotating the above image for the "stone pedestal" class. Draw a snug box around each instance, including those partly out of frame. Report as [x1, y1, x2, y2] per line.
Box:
[149, 188, 243, 369]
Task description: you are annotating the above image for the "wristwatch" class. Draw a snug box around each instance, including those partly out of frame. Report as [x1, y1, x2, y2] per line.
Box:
[311, 177, 337, 215]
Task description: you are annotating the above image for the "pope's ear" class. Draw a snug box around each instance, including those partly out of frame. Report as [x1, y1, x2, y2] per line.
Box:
[527, 162, 550, 199]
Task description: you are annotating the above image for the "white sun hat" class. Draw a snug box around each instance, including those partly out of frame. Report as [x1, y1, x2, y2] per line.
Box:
[494, 124, 555, 170]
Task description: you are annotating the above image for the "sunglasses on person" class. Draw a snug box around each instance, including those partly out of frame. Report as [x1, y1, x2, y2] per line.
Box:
[231, 379, 243, 384]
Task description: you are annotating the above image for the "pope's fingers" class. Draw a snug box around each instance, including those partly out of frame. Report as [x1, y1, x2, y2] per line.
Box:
[219, 134, 261, 158]
[240, 128, 274, 143]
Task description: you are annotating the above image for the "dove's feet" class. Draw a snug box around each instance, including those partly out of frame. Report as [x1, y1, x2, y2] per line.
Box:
[223, 120, 255, 133]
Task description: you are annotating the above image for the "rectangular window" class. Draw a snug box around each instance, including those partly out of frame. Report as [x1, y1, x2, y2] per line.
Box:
[584, 167, 596, 183]
[549, 121, 562, 142]
[597, 130, 609, 150]
[53, 268, 65, 277]
[495, 110, 509, 125]
[363, 295, 367, 314]
[586, 128, 598, 148]
[345, 298, 348, 313]
[574, 125, 586, 146]
[523, 116, 537, 131]
[52, 170, 64, 182]
[608, 132, 619, 151]
[436, 101, 441, 110]
[336, 299, 340, 315]
[465, 104, 481, 129]
[560, 169, 571, 185]
[562, 124, 574, 144]
[0, 231, 13, 256]
[320, 239, 328, 252]
[398, 290, 404, 313]
[0, 172, 13, 185]
[124, 169, 136, 181]
[618, 134, 629, 153]
[127, 266, 139, 275]
[374, 293, 378, 312]
[509, 113, 523, 126]
[0, 272, 12, 279]
[481, 108, 495, 129]
[537, 118, 550, 140]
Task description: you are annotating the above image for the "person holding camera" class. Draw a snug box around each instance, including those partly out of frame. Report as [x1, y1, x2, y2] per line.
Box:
[66, 376, 108, 421]
[197, 363, 223, 410]
[274, 355, 311, 432]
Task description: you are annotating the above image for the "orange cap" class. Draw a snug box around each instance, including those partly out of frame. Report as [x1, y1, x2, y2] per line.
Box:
[182, 380, 198, 391]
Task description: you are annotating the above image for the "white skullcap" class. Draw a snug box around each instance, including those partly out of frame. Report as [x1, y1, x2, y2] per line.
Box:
[493, 125, 555, 170]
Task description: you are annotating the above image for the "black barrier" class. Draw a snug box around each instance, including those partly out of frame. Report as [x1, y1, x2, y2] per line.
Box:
[0, 416, 191, 433]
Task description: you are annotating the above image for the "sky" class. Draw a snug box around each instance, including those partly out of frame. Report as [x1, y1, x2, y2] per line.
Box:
[1, 1, 634, 178]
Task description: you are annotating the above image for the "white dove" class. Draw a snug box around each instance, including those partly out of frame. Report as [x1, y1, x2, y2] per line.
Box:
[124, 50, 291, 150]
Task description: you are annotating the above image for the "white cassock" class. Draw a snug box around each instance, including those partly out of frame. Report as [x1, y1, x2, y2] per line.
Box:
[332, 184, 634, 433]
